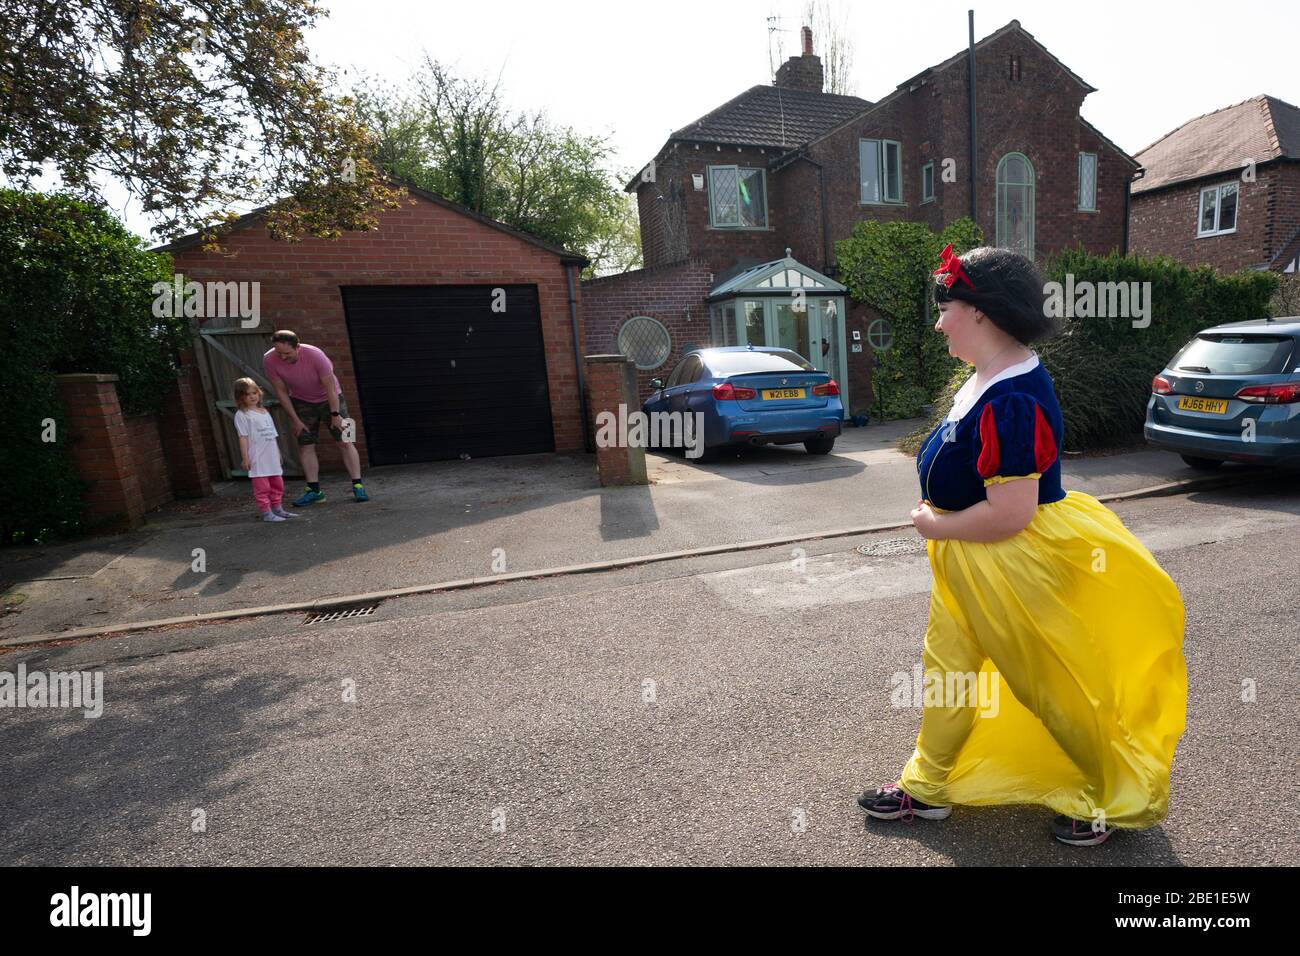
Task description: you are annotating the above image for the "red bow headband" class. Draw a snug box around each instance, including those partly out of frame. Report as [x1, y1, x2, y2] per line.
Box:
[933, 243, 976, 290]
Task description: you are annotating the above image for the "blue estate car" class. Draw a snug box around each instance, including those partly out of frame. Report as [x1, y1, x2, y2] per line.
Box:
[1145, 317, 1300, 469]
[643, 346, 844, 459]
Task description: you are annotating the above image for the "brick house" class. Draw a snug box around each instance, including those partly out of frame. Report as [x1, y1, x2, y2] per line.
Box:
[157, 185, 590, 478]
[1129, 95, 1300, 274]
[584, 19, 1137, 415]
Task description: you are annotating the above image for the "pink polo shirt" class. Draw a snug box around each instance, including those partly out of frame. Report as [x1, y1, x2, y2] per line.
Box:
[263, 344, 339, 404]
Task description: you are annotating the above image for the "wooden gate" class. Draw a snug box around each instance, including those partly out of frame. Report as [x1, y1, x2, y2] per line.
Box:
[192, 323, 304, 479]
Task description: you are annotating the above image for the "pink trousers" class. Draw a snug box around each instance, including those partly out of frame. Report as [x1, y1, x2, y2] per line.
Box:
[251, 475, 284, 512]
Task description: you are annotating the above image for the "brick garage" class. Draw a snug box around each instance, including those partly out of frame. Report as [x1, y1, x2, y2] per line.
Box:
[160, 186, 589, 473]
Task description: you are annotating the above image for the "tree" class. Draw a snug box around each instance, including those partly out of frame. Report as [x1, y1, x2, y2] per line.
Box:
[0, 0, 402, 244]
[0, 189, 188, 542]
[803, 0, 856, 95]
[354, 61, 641, 277]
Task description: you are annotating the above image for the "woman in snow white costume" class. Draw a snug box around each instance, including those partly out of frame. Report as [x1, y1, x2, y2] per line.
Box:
[859, 245, 1188, 846]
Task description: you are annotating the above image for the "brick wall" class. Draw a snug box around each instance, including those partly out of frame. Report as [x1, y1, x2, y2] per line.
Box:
[169, 191, 588, 472]
[55, 374, 145, 531]
[582, 259, 714, 401]
[1130, 161, 1300, 271]
[636, 144, 790, 274]
[125, 414, 172, 513]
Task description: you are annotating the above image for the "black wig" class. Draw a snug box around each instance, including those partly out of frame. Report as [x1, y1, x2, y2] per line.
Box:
[933, 246, 1059, 345]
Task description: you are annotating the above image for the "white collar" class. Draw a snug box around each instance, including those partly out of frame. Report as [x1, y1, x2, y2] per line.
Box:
[946, 353, 1040, 422]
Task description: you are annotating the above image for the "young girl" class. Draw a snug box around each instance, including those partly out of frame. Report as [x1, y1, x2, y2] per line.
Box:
[859, 245, 1187, 846]
[233, 378, 298, 523]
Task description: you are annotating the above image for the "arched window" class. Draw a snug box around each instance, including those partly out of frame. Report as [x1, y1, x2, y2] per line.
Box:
[996, 153, 1035, 259]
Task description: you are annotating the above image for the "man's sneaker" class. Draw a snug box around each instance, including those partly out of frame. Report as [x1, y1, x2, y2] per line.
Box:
[293, 488, 326, 507]
[1052, 814, 1112, 846]
[351, 481, 369, 502]
[858, 783, 952, 822]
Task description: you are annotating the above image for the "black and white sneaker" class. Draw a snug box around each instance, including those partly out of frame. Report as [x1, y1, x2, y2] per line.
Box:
[1052, 814, 1112, 846]
[858, 783, 952, 822]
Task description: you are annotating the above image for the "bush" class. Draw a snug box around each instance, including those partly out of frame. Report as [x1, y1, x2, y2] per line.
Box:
[900, 250, 1279, 454]
[0, 189, 184, 544]
[835, 218, 984, 420]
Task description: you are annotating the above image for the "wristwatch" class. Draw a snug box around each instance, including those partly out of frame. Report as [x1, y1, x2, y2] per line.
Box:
[330, 411, 342, 417]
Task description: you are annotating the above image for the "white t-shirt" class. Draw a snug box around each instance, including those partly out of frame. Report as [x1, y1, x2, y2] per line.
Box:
[234, 408, 283, 478]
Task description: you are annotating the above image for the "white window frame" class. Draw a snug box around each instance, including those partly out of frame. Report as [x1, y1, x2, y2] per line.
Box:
[1078, 152, 1097, 212]
[921, 161, 935, 204]
[1197, 182, 1239, 237]
[708, 165, 768, 229]
[860, 138, 902, 204]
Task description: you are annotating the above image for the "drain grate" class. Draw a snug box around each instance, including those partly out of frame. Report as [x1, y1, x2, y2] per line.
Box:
[856, 537, 928, 557]
[302, 603, 379, 626]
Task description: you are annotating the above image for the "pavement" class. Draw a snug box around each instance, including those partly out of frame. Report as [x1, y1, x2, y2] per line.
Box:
[0, 418, 1270, 641]
[1, 476, 1296, 865]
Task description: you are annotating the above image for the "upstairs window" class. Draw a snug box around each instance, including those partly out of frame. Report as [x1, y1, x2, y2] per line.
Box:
[860, 138, 902, 204]
[1078, 153, 1097, 211]
[921, 161, 935, 203]
[996, 152, 1035, 258]
[709, 166, 767, 228]
[1198, 182, 1238, 237]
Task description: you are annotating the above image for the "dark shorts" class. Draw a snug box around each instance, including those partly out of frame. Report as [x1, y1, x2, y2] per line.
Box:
[292, 395, 350, 446]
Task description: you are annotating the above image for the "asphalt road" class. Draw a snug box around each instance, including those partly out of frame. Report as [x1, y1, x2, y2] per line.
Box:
[1, 477, 1296, 866]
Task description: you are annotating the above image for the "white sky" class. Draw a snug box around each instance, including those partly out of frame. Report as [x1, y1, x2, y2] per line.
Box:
[105, 0, 1300, 240]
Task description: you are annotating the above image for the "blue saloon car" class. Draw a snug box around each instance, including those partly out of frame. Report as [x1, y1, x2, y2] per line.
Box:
[644, 346, 844, 458]
[1145, 317, 1300, 469]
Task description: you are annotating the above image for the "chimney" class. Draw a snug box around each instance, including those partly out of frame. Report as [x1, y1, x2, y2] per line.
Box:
[775, 25, 824, 93]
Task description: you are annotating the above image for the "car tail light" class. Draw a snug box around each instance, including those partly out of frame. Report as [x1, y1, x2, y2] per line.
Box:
[1152, 375, 1174, 395]
[1235, 382, 1300, 404]
[812, 380, 840, 396]
[713, 383, 756, 401]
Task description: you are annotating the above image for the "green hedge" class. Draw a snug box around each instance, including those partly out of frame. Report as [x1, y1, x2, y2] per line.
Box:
[0, 190, 184, 544]
[835, 217, 984, 420]
[900, 250, 1279, 454]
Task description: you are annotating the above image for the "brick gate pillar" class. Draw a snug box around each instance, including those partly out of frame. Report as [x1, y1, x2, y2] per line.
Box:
[54, 373, 145, 530]
[584, 355, 648, 486]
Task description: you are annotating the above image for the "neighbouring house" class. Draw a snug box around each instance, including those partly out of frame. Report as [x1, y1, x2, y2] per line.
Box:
[584, 19, 1138, 414]
[156, 185, 590, 478]
[1129, 95, 1300, 275]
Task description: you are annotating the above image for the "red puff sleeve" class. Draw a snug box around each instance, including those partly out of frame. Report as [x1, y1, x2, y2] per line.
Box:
[974, 392, 1058, 486]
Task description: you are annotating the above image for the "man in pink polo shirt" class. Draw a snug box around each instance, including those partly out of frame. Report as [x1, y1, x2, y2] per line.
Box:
[263, 330, 368, 505]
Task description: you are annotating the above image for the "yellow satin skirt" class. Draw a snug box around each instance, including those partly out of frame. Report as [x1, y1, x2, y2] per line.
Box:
[898, 490, 1187, 828]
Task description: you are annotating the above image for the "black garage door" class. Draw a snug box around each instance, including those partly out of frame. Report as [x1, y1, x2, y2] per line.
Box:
[341, 285, 555, 465]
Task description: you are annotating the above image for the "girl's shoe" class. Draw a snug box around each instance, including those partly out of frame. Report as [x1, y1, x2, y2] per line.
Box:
[272, 507, 299, 518]
[858, 783, 952, 821]
[261, 512, 287, 522]
[1052, 814, 1111, 846]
